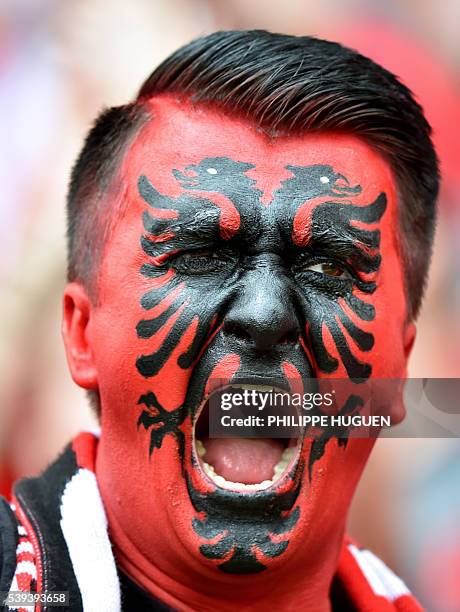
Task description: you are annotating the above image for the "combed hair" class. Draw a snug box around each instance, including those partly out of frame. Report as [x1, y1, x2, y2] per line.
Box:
[67, 29, 439, 317]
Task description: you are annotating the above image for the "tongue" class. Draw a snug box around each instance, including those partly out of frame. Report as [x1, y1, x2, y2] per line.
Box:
[202, 438, 284, 484]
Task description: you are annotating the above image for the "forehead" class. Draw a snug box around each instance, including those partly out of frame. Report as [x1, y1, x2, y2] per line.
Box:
[120, 96, 397, 204]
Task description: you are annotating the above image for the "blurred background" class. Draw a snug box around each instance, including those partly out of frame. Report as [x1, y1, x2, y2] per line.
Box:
[0, 1, 459, 609]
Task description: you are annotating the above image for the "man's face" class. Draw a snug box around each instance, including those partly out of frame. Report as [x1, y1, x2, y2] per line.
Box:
[86, 98, 410, 582]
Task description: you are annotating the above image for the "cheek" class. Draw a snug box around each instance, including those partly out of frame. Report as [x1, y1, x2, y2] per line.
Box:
[89, 265, 191, 426]
[314, 225, 408, 379]
[309, 438, 374, 497]
[283, 438, 374, 561]
[370, 229, 408, 377]
[89, 298, 146, 419]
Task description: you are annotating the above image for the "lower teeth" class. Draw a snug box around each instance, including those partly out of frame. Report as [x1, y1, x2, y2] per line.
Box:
[196, 442, 296, 490]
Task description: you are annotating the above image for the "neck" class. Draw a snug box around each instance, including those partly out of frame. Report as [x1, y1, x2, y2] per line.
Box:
[105, 496, 343, 612]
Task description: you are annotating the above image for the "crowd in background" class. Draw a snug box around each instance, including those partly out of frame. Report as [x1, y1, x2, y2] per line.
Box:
[1, 1, 459, 610]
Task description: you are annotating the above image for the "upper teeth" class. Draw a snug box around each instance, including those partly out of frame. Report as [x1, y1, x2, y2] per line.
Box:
[227, 384, 285, 392]
[196, 439, 206, 458]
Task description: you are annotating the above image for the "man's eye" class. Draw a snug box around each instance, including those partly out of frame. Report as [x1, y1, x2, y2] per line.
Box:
[303, 261, 352, 279]
[171, 249, 234, 275]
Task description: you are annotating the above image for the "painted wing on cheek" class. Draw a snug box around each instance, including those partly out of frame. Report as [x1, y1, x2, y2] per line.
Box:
[134, 161, 255, 459]
[137, 391, 187, 460]
[345, 294, 375, 321]
[269, 165, 386, 379]
[136, 161, 255, 379]
[308, 394, 365, 478]
[338, 307, 375, 351]
[270, 168, 388, 477]
[307, 193, 386, 379]
[136, 292, 188, 339]
[136, 305, 193, 377]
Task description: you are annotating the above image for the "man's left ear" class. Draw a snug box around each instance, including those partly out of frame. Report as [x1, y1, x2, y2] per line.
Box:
[62, 282, 99, 390]
[389, 320, 417, 425]
[403, 321, 417, 362]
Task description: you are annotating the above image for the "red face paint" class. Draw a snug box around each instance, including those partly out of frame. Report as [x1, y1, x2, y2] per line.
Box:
[85, 97, 408, 610]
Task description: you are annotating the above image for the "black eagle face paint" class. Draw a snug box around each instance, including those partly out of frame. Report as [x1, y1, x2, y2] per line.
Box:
[91, 98, 410, 603]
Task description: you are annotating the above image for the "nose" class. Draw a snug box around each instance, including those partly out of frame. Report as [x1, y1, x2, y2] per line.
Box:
[224, 268, 300, 352]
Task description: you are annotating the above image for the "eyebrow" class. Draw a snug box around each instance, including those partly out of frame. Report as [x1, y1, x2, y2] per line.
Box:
[304, 224, 382, 275]
[139, 173, 242, 240]
[141, 205, 232, 268]
[143, 206, 224, 240]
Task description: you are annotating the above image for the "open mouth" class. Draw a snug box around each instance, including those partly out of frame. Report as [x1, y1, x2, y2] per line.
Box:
[193, 385, 302, 493]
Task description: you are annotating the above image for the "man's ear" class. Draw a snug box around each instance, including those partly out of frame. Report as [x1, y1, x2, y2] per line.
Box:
[403, 321, 417, 361]
[389, 320, 417, 425]
[62, 282, 98, 390]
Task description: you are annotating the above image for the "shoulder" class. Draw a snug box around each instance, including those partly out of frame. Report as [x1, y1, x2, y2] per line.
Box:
[334, 538, 424, 611]
[4, 433, 107, 611]
[0, 496, 20, 593]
